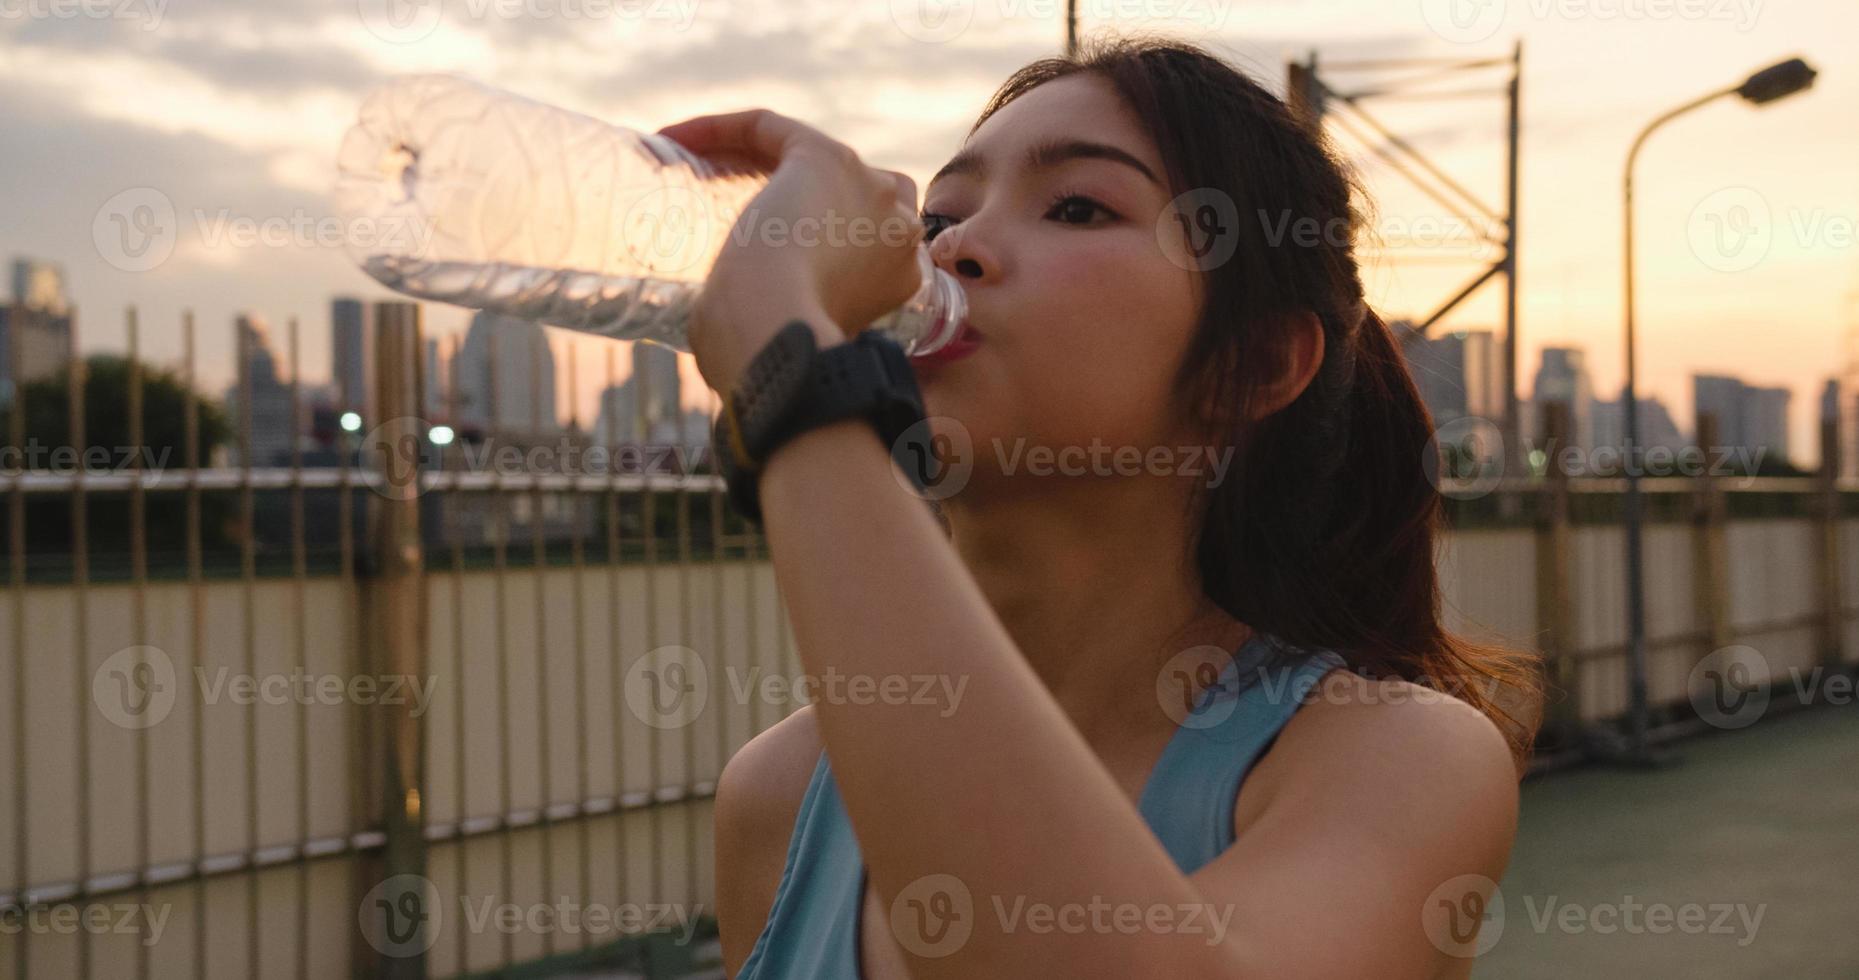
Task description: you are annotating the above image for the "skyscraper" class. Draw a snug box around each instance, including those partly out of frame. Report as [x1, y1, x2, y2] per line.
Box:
[1692, 374, 1792, 467]
[11, 258, 69, 317]
[331, 297, 368, 413]
[1531, 347, 1595, 448]
[1403, 327, 1505, 427]
[0, 255, 75, 396]
[223, 314, 297, 466]
[452, 312, 558, 436]
[594, 341, 687, 448]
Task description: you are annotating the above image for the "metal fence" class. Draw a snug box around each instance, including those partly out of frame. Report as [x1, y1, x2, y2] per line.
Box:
[2, 302, 1855, 978]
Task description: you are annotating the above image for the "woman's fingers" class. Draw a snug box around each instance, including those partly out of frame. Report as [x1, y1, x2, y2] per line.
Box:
[655, 108, 834, 173]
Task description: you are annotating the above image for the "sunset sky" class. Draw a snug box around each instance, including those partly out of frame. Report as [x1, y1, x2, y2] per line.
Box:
[2, 0, 1854, 459]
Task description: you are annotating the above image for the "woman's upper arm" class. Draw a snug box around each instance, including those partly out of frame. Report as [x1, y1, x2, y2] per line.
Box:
[1188, 675, 1520, 979]
[713, 705, 822, 979]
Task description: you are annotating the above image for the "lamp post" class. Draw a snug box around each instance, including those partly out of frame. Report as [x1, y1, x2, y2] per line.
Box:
[1618, 57, 1817, 763]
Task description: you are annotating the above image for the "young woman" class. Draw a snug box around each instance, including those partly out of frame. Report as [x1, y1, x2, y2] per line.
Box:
[658, 34, 1540, 980]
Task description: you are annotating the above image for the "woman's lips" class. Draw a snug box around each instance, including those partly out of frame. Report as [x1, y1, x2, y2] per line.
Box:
[909, 321, 983, 369]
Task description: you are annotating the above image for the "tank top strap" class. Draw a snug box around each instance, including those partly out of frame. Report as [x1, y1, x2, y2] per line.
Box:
[735, 750, 863, 979]
[1138, 636, 1347, 874]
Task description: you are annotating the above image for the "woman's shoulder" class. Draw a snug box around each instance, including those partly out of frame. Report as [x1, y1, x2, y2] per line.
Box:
[714, 706, 826, 978]
[1233, 668, 1519, 838]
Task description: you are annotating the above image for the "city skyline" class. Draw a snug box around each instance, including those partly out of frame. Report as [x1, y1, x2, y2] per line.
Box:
[1, 4, 1855, 456]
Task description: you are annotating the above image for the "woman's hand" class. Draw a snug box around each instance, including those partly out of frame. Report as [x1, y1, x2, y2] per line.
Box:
[655, 108, 927, 395]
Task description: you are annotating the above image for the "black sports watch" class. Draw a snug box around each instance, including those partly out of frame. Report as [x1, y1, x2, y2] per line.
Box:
[711, 319, 930, 525]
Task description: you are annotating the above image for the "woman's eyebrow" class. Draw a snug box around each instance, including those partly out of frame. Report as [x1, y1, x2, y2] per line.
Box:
[928, 136, 1161, 189]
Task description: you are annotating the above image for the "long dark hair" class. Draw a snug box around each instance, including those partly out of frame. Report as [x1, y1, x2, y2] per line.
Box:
[970, 34, 1540, 766]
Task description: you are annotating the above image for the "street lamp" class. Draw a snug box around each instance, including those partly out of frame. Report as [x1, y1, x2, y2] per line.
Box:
[1618, 56, 1817, 764]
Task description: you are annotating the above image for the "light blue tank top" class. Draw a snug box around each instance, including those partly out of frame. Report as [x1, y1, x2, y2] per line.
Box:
[735, 633, 1346, 979]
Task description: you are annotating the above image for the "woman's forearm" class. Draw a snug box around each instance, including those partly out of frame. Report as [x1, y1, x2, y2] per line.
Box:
[755, 415, 1241, 978]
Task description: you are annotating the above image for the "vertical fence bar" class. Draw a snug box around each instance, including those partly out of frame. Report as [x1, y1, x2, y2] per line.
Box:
[487, 327, 514, 971]
[636, 347, 662, 912]
[1693, 414, 1731, 660]
[363, 302, 430, 979]
[604, 344, 629, 940]
[127, 308, 151, 980]
[287, 317, 310, 980]
[566, 342, 591, 955]
[528, 331, 555, 962]
[1535, 403, 1578, 733]
[236, 316, 259, 977]
[1818, 417, 1843, 668]
[8, 271, 29, 979]
[67, 304, 90, 980]
[339, 311, 365, 980]
[445, 334, 470, 975]
[182, 312, 206, 980]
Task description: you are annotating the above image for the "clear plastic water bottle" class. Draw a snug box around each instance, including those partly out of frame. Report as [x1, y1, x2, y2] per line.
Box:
[334, 74, 966, 354]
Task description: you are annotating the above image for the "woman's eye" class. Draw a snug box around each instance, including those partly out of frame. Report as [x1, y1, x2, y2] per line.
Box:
[1046, 194, 1114, 226]
[921, 211, 957, 242]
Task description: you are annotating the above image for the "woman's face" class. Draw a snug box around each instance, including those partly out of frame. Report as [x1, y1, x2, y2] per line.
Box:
[916, 72, 1208, 499]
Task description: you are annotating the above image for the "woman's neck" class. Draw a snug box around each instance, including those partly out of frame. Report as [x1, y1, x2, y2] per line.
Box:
[941, 479, 1250, 745]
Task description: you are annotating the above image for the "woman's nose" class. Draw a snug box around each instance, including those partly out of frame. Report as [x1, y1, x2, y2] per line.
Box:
[928, 221, 988, 282]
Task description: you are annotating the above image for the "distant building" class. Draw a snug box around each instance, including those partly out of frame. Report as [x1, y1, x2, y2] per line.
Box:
[1403, 327, 1505, 427]
[222, 314, 298, 466]
[0, 255, 76, 401]
[1530, 347, 1595, 448]
[1590, 393, 1684, 455]
[1693, 374, 1792, 466]
[451, 312, 558, 437]
[330, 297, 368, 412]
[11, 258, 69, 316]
[595, 341, 686, 446]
